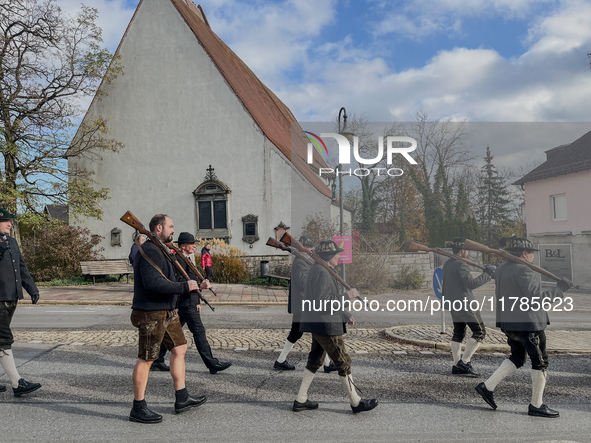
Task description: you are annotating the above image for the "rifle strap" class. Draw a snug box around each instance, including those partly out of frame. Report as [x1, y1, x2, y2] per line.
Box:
[136, 238, 171, 282]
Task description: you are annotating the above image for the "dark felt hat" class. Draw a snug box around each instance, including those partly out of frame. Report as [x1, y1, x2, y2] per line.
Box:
[177, 232, 197, 245]
[316, 240, 345, 259]
[504, 236, 539, 253]
[299, 235, 316, 247]
[0, 208, 16, 220]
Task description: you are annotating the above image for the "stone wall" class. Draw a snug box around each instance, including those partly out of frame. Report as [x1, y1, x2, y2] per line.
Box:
[243, 254, 291, 278]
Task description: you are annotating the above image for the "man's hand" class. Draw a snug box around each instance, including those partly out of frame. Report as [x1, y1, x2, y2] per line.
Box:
[31, 293, 39, 304]
[557, 278, 574, 292]
[187, 280, 199, 292]
[347, 316, 355, 325]
[196, 304, 201, 312]
[346, 288, 359, 299]
[200, 279, 211, 290]
[483, 265, 496, 278]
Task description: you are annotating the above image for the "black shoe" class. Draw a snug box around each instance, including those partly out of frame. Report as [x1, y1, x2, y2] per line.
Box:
[0, 385, 5, 392]
[13, 379, 41, 397]
[175, 395, 207, 414]
[274, 360, 295, 370]
[150, 361, 170, 372]
[528, 403, 560, 418]
[457, 360, 480, 377]
[209, 362, 232, 374]
[323, 362, 337, 373]
[452, 365, 462, 375]
[129, 404, 163, 424]
[293, 399, 319, 412]
[475, 382, 497, 410]
[351, 398, 378, 413]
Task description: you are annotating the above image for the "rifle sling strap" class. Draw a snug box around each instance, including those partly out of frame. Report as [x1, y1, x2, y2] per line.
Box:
[136, 238, 172, 282]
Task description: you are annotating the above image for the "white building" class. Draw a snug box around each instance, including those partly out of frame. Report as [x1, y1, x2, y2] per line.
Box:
[71, 0, 350, 272]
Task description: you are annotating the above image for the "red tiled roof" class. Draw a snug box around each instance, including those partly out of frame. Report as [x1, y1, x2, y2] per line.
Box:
[514, 129, 591, 185]
[171, 0, 331, 198]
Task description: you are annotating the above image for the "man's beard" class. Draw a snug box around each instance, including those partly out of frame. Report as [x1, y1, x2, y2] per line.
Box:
[159, 233, 173, 243]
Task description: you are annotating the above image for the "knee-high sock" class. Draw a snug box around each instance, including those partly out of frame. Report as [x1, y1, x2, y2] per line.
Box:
[451, 341, 462, 365]
[484, 359, 517, 391]
[531, 369, 547, 408]
[0, 349, 21, 388]
[462, 338, 480, 363]
[340, 374, 361, 407]
[323, 354, 331, 367]
[295, 369, 316, 403]
[277, 339, 295, 363]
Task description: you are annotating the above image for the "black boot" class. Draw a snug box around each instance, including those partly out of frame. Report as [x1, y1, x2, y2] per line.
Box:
[150, 360, 170, 372]
[174, 388, 207, 414]
[129, 400, 163, 424]
[13, 379, 41, 397]
[475, 382, 497, 410]
[457, 360, 480, 377]
[274, 360, 295, 370]
[351, 398, 378, 413]
[293, 399, 319, 411]
[323, 362, 337, 373]
[209, 362, 232, 374]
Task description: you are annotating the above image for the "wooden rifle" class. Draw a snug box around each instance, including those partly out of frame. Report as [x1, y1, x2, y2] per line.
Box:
[166, 241, 218, 300]
[266, 237, 314, 266]
[120, 211, 215, 311]
[404, 241, 486, 270]
[280, 232, 363, 301]
[462, 239, 577, 288]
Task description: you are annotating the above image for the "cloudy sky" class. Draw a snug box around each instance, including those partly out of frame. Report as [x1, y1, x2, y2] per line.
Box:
[56, 0, 591, 166]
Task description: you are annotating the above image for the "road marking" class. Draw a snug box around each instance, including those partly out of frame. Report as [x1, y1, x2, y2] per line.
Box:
[44, 310, 95, 313]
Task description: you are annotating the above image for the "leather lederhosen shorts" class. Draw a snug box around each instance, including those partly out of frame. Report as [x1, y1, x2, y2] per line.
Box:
[131, 309, 186, 361]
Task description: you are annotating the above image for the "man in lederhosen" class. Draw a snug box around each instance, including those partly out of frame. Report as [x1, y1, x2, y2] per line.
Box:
[293, 240, 377, 413]
[475, 237, 573, 418]
[443, 237, 495, 377]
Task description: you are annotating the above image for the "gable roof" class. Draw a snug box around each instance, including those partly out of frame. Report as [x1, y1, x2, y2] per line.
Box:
[514, 129, 591, 185]
[44, 204, 69, 223]
[170, 0, 331, 198]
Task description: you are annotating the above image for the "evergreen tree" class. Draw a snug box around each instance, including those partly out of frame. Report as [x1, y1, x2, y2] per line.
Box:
[475, 146, 513, 246]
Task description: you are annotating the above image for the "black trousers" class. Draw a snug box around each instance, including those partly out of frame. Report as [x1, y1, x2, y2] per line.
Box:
[286, 321, 303, 344]
[451, 311, 486, 343]
[504, 330, 549, 371]
[0, 300, 17, 351]
[156, 304, 219, 369]
[205, 266, 213, 281]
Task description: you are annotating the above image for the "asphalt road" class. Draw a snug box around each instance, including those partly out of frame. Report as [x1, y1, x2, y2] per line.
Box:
[12, 304, 591, 331]
[2, 343, 590, 442]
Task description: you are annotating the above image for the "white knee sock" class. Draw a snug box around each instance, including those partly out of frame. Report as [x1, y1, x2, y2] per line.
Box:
[0, 349, 21, 388]
[531, 369, 547, 408]
[462, 338, 480, 363]
[277, 339, 294, 363]
[324, 354, 331, 367]
[451, 341, 462, 365]
[484, 359, 517, 391]
[295, 369, 316, 403]
[340, 374, 361, 407]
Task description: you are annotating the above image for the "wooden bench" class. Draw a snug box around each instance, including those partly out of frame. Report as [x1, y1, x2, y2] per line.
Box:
[264, 264, 291, 283]
[80, 260, 132, 285]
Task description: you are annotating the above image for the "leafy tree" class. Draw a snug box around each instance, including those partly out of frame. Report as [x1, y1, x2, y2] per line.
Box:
[475, 146, 513, 246]
[0, 0, 123, 236]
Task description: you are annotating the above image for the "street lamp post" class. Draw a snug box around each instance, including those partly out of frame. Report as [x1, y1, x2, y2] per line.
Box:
[337, 107, 354, 282]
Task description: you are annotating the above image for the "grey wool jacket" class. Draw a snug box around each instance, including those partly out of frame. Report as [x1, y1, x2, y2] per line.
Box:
[442, 258, 490, 321]
[288, 256, 311, 321]
[494, 260, 563, 332]
[300, 263, 350, 336]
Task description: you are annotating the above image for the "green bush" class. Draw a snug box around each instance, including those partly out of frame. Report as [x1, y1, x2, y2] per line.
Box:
[20, 223, 104, 282]
[392, 265, 426, 290]
[194, 239, 249, 284]
[345, 254, 392, 293]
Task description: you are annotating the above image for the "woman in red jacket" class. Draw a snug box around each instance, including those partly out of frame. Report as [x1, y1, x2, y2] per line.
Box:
[201, 243, 213, 281]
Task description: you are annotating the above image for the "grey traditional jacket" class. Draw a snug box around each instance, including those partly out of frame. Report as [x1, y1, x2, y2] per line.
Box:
[300, 263, 350, 336]
[0, 235, 38, 301]
[495, 260, 563, 332]
[442, 258, 490, 321]
[288, 256, 311, 321]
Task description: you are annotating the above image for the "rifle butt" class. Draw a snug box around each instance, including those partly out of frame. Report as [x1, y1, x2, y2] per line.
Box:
[120, 211, 149, 235]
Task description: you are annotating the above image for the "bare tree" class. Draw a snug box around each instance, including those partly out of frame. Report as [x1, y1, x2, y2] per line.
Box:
[0, 0, 123, 234]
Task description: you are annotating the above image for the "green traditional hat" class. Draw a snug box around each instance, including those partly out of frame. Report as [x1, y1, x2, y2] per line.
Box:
[445, 237, 466, 250]
[316, 240, 344, 259]
[299, 235, 316, 248]
[504, 236, 539, 252]
[0, 208, 16, 220]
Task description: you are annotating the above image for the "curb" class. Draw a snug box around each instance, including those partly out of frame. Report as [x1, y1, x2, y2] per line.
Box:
[19, 300, 288, 306]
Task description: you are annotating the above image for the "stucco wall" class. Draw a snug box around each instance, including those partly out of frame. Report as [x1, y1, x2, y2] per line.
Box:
[524, 169, 591, 235]
[71, 0, 332, 259]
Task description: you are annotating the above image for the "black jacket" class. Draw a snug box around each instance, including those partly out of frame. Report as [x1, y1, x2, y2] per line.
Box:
[176, 254, 200, 307]
[300, 263, 350, 336]
[442, 258, 490, 322]
[132, 240, 189, 311]
[288, 256, 311, 321]
[0, 235, 38, 301]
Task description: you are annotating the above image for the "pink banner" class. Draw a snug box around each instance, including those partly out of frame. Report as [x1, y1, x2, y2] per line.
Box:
[332, 235, 352, 264]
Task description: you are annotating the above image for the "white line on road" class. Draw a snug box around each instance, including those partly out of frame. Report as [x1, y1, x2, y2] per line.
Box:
[44, 310, 95, 313]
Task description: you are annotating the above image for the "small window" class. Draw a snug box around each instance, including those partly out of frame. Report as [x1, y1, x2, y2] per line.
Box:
[551, 194, 567, 221]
